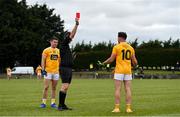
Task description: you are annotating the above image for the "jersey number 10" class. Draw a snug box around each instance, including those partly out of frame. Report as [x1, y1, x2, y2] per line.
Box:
[121, 49, 131, 60]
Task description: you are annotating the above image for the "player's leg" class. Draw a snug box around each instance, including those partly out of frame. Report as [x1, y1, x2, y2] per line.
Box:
[40, 74, 51, 108]
[112, 79, 122, 112]
[112, 74, 123, 113]
[7, 75, 10, 80]
[37, 73, 40, 79]
[39, 74, 42, 79]
[7, 73, 11, 80]
[37, 73, 42, 80]
[124, 74, 133, 113]
[50, 74, 59, 108]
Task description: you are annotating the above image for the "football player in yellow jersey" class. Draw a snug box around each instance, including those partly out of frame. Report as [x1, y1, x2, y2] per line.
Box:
[103, 32, 138, 113]
[6, 67, 12, 80]
[40, 37, 60, 108]
[36, 65, 42, 79]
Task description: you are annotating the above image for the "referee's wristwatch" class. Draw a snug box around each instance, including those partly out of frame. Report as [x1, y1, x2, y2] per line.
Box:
[76, 20, 79, 26]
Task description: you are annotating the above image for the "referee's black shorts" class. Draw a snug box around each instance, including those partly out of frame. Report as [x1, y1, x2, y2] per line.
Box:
[60, 67, 72, 84]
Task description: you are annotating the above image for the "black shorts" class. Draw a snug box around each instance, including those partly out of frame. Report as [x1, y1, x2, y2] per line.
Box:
[60, 67, 72, 84]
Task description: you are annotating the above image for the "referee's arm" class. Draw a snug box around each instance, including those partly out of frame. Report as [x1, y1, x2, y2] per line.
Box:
[69, 18, 79, 39]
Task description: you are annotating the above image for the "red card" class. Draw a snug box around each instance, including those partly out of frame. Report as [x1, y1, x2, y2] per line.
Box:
[76, 12, 80, 19]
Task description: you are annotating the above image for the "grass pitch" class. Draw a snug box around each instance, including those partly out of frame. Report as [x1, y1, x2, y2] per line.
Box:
[0, 78, 180, 116]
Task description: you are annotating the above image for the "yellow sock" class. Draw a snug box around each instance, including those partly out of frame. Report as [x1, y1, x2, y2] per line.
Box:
[115, 104, 119, 109]
[42, 99, 47, 104]
[126, 104, 131, 109]
[51, 99, 55, 104]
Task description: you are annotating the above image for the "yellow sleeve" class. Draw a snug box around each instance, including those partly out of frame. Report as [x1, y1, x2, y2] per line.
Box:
[58, 49, 60, 57]
[112, 46, 117, 55]
[57, 49, 60, 57]
[42, 49, 48, 57]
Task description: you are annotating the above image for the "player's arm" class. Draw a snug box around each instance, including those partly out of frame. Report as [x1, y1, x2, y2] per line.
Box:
[41, 54, 47, 76]
[131, 54, 138, 67]
[41, 55, 46, 70]
[103, 53, 116, 64]
[58, 50, 61, 65]
[69, 18, 79, 40]
[103, 46, 116, 64]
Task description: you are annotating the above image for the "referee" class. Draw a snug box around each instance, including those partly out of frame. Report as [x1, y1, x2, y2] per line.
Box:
[58, 18, 79, 111]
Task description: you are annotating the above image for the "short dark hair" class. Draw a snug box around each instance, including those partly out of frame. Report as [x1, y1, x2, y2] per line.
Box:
[50, 36, 59, 41]
[118, 32, 127, 40]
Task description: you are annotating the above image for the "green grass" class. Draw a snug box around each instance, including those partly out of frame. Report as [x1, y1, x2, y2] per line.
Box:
[0, 78, 180, 116]
[74, 70, 180, 75]
[143, 70, 180, 75]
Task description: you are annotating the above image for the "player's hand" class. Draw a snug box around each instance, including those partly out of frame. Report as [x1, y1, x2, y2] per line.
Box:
[112, 69, 115, 74]
[97, 60, 102, 65]
[75, 18, 79, 26]
[134, 64, 139, 70]
[42, 70, 47, 76]
[97, 61, 105, 66]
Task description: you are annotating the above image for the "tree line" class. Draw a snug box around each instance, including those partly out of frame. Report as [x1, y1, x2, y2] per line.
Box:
[72, 38, 180, 53]
[72, 38, 180, 69]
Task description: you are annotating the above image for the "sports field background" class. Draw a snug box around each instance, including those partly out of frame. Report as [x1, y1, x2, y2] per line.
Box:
[0, 78, 180, 116]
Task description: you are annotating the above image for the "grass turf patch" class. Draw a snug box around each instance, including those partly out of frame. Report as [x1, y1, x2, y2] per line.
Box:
[0, 78, 180, 116]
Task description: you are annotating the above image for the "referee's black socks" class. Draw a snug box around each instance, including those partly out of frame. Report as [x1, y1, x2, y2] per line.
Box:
[58, 91, 67, 107]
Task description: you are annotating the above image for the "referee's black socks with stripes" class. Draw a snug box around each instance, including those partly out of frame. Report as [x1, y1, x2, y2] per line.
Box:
[58, 91, 67, 107]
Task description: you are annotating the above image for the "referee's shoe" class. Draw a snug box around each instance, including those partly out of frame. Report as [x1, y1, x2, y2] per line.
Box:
[58, 104, 72, 111]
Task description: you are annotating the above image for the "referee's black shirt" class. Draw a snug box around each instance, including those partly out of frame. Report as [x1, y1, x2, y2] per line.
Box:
[60, 36, 73, 68]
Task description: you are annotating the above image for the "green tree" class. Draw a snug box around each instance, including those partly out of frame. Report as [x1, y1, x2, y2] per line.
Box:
[0, 0, 64, 72]
[172, 39, 180, 48]
[163, 38, 172, 48]
[139, 40, 163, 48]
[93, 42, 109, 51]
